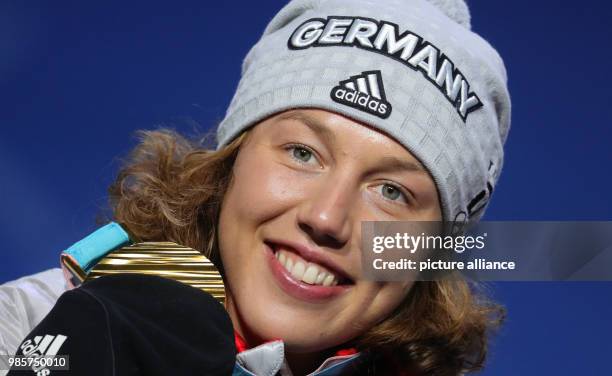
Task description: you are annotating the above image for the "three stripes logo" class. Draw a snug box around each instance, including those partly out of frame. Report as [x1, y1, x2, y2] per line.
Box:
[18, 334, 67, 374]
[20, 334, 67, 357]
[330, 70, 392, 119]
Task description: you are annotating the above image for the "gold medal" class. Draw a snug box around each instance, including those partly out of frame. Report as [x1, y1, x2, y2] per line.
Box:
[61, 241, 225, 304]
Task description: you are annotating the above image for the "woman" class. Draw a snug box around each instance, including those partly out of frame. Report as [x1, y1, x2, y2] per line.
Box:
[1, 0, 511, 374]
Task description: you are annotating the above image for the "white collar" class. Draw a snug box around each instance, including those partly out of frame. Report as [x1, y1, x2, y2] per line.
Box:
[235, 340, 362, 376]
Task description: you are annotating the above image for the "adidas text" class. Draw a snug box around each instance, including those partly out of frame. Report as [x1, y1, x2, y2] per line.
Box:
[330, 70, 392, 119]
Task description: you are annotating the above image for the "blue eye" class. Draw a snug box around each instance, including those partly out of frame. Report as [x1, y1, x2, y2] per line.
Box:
[292, 146, 313, 162]
[382, 184, 400, 199]
[380, 183, 409, 204]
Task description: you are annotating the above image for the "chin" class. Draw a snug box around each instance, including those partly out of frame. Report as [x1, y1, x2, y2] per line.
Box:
[236, 298, 355, 352]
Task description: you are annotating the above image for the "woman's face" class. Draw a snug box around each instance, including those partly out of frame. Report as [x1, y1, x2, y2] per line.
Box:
[218, 109, 441, 353]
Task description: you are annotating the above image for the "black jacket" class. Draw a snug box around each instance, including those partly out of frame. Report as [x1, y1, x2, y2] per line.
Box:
[7, 274, 236, 376]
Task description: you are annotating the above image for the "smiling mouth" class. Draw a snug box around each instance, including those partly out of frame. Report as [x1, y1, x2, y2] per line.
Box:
[268, 242, 354, 287]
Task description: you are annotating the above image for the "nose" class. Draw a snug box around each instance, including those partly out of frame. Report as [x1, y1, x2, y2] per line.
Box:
[296, 175, 354, 248]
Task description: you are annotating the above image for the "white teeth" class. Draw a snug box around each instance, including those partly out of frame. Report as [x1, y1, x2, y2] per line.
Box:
[291, 261, 306, 280]
[322, 274, 335, 286]
[275, 249, 340, 286]
[315, 272, 326, 284]
[285, 258, 294, 273]
[302, 265, 319, 284]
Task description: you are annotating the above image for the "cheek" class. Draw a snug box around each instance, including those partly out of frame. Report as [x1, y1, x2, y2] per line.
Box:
[356, 283, 412, 328]
[224, 154, 307, 223]
[217, 151, 313, 316]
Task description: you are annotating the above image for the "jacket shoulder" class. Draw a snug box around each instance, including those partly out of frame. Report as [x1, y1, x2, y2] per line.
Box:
[0, 268, 67, 355]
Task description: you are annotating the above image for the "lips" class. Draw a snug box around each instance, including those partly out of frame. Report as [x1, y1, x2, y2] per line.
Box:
[266, 240, 354, 283]
[264, 241, 353, 301]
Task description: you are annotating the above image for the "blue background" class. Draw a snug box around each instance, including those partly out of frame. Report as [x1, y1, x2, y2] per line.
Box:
[1, 1, 611, 374]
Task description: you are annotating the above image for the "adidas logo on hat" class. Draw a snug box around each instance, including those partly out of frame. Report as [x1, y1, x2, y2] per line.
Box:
[330, 70, 392, 119]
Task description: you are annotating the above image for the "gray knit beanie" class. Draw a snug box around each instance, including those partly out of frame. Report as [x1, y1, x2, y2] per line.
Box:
[216, 0, 511, 225]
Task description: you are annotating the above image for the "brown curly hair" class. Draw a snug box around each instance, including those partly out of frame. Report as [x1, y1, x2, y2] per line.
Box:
[107, 128, 504, 376]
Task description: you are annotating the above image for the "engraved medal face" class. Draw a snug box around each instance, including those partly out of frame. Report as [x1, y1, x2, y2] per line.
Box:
[83, 242, 225, 304]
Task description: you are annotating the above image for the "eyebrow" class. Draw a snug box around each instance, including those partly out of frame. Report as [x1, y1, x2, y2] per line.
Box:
[378, 156, 427, 173]
[276, 110, 427, 173]
[276, 111, 337, 145]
